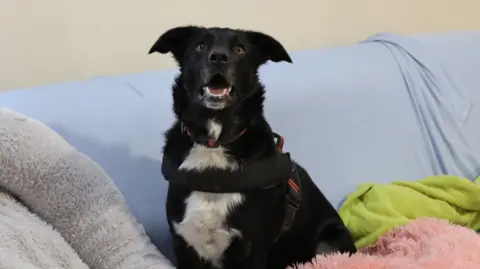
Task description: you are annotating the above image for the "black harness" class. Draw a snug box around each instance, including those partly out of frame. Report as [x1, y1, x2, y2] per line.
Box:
[161, 131, 302, 239]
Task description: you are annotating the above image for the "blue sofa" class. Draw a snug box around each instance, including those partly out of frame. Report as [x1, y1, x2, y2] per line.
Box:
[1, 32, 480, 262]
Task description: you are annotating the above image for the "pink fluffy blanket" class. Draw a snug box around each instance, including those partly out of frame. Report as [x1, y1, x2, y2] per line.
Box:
[290, 218, 480, 269]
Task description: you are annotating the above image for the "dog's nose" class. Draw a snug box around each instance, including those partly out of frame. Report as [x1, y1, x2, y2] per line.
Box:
[208, 50, 229, 64]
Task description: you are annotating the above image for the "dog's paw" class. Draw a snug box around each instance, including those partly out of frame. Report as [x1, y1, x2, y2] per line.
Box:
[315, 241, 338, 256]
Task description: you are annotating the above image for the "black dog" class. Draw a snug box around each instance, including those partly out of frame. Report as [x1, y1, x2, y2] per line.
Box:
[149, 26, 356, 269]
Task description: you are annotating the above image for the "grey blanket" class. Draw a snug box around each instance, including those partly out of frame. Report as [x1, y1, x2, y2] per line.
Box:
[0, 108, 175, 269]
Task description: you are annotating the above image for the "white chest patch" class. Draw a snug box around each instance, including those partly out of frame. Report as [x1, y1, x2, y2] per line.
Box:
[174, 119, 244, 267]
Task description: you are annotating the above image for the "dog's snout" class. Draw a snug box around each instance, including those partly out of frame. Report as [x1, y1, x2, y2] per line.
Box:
[208, 50, 229, 64]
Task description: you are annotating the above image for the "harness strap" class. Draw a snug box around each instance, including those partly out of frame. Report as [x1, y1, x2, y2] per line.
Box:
[273, 133, 302, 242]
[181, 122, 247, 148]
[162, 152, 293, 192]
[162, 132, 302, 242]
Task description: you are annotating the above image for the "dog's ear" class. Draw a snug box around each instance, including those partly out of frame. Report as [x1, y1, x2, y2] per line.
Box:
[246, 31, 292, 64]
[148, 26, 204, 64]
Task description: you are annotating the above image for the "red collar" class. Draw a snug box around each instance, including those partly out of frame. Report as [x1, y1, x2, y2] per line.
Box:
[181, 122, 247, 148]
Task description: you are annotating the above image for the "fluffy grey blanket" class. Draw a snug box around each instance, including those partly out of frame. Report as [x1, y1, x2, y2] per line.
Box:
[0, 108, 174, 269]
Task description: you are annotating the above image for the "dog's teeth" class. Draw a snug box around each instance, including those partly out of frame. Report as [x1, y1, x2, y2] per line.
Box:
[204, 87, 230, 97]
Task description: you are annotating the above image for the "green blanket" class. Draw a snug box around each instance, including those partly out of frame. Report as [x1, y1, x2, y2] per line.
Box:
[339, 175, 480, 249]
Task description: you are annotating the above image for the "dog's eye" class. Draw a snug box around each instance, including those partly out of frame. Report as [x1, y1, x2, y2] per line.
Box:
[234, 44, 245, 55]
[195, 43, 205, 53]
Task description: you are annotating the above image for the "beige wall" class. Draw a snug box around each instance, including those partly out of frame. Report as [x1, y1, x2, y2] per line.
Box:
[1, 0, 479, 91]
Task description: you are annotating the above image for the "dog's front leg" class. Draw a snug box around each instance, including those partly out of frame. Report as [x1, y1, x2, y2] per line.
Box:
[247, 251, 268, 269]
[172, 234, 213, 269]
[223, 240, 268, 269]
[241, 243, 269, 269]
[230, 252, 268, 269]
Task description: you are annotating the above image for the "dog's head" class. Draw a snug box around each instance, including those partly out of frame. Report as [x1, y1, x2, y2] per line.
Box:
[149, 26, 292, 110]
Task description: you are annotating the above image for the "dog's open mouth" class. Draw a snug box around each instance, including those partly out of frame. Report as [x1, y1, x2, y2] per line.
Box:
[203, 87, 231, 97]
[201, 73, 232, 99]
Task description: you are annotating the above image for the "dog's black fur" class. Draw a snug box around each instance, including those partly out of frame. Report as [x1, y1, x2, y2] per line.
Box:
[150, 26, 356, 269]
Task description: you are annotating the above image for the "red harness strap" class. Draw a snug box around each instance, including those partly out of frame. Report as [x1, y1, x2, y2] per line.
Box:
[272, 133, 302, 242]
[182, 122, 247, 148]
[273, 133, 300, 195]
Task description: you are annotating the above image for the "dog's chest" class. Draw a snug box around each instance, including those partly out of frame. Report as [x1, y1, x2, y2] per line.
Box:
[173, 120, 244, 266]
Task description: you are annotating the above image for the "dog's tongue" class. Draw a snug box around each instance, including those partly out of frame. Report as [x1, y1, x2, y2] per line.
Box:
[209, 88, 227, 95]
